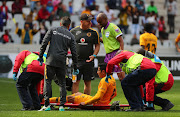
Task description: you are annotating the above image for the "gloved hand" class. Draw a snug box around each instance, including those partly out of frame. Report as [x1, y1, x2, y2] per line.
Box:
[37, 57, 44, 66]
[13, 73, 17, 81]
[146, 102, 155, 110]
[105, 75, 111, 83]
[73, 69, 79, 75]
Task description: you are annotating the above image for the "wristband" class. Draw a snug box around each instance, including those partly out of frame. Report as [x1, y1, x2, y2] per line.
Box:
[93, 54, 97, 57]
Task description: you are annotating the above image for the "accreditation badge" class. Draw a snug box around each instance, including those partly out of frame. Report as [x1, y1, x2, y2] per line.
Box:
[105, 32, 110, 38]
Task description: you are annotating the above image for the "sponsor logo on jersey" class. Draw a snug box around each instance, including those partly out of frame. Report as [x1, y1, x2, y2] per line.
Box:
[76, 31, 81, 35]
[53, 31, 57, 35]
[105, 32, 110, 38]
[87, 32, 91, 37]
[80, 38, 85, 43]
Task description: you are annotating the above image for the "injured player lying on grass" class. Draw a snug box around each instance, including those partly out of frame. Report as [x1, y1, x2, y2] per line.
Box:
[40, 63, 118, 111]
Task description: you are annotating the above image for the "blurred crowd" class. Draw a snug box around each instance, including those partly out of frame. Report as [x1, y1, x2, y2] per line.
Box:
[0, 0, 178, 46]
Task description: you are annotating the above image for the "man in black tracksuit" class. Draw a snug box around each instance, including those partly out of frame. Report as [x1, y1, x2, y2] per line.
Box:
[38, 17, 78, 111]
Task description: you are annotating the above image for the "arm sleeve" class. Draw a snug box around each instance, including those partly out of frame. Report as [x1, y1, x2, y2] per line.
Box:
[70, 35, 78, 70]
[39, 29, 52, 58]
[145, 77, 155, 102]
[139, 35, 145, 46]
[106, 52, 125, 74]
[13, 50, 30, 73]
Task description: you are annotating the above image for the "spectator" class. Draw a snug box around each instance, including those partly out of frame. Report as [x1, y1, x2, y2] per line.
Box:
[106, 0, 117, 9]
[41, 0, 49, 5]
[52, 0, 61, 7]
[91, 5, 101, 27]
[15, 23, 39, 44]
[130, 7, 140, 45]
[24, 11, 34, 29]
[125, 1, 134, 16]
[81, 6, 91, 15]
[34, 1, 41, 13]
[49, 10, 56, 25]
[136, 0, 145, 15]
[39, 21, 48, 44]
[46, 1, 54, 14]
[19, 0, 26, 6]
[0, 0, 9, 26]
[147, 0, 158, 14]
[57, 5, 70, 20]
[88, 1, 96, 11]
[78, 2, 85, 15]
[147, 11, 158, 35]
[104, 5, 116, 22]
[37, 4, 50, 23]
[12, 0, 23, 17]
[117, 8, 128, 34]
[166, 0, 177, 33]
[0, 10, 4, 32]
[68, 1, 73, 14]
[0, 29, 14, 44]
[30, 0, 40, 11]
[158, 16, 169, 44]
[175, 29, 180, 53]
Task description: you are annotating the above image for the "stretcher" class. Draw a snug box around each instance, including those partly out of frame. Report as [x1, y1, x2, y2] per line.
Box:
[41, 102, 130, 110]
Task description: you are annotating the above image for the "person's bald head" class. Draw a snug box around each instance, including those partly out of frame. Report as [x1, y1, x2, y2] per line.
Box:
[96, 13, 108, 28]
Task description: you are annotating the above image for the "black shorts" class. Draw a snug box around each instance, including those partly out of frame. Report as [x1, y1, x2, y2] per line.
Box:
[77, 61, 94, 81]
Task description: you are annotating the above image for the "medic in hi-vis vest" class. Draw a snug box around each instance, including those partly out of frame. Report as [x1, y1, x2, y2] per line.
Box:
[136, 48, 174, 111]
[13, 50, 47, 110]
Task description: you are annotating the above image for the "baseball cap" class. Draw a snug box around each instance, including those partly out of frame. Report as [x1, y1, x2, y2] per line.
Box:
[80, 13, 94, 21]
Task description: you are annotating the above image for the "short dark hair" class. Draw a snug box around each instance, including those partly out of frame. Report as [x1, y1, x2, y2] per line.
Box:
[60, 16, 71, 27]
[98, 63, 107, 72]
[144, 23, 153, 33]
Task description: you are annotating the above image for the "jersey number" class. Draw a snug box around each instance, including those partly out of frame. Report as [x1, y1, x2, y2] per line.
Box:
[146, 43, 156, 53]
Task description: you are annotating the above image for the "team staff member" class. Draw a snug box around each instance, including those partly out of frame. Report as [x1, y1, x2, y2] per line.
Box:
[13, 50, 46, 111]
[137, 49, 174, 111]
[96, 13, 125, 81]
[43, 63, 117, 106]
[38, 16, 78, 111]
[139, 23, 158, 54]
[70, 13, 100, 95]
[106, 50, 157, 111]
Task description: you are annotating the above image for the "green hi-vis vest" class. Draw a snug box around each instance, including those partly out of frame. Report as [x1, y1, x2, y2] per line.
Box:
[120, 53, 144, 74]
[150, 58, 170, 83]
[20, 53, 46, 73]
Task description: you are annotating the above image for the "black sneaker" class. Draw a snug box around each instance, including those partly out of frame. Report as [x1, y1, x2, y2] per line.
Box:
[21, 107, 34, 111]
[125, 107, 142, 112]
[110, 101, 120, 111]
[162, 102, 174, 111]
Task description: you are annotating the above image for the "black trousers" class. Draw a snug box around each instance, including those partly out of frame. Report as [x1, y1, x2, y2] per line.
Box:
[44, 65, 66, 107]
[16, 72, 43, 109]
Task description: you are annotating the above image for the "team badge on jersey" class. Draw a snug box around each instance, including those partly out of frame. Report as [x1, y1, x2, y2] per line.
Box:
[80, 38, 85, 43]
[113, 25, 120, 33]
[76, 31, 81, 35]
[87, 32, 91, 37]
[105, 32, 110, 38]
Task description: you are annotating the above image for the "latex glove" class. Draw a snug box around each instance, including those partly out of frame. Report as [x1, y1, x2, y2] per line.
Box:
[37, 57, 44, 66]
[105, 75, 111, 83]
[73, 69, 79, 75]
[146, 102, 155, 110]
[13, 73, 17, 81]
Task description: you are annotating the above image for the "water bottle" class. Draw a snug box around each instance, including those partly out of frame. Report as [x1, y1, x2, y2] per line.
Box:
[72, 74, 77, 83]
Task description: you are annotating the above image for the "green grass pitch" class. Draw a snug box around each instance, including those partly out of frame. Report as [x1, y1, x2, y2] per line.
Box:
[0, 78, 180, 117]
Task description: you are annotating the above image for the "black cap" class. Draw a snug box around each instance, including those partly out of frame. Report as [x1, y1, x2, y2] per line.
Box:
[80, 13, 93, 21]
